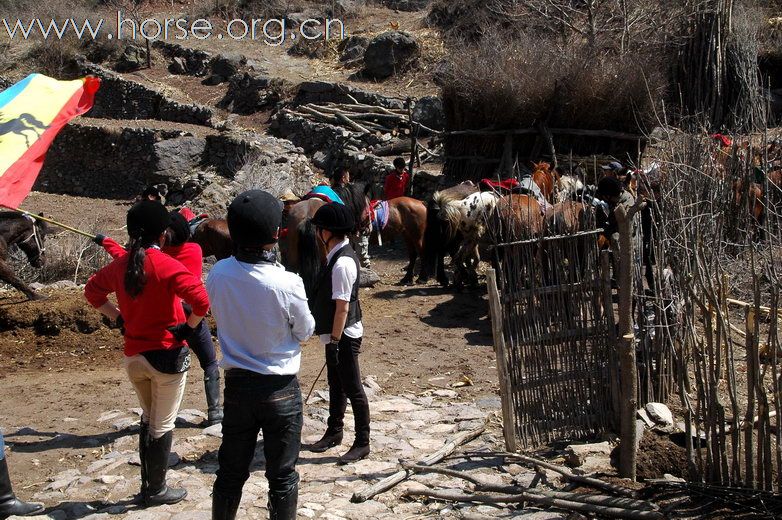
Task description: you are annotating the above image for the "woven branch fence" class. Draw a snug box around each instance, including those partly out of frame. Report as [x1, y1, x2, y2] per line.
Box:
[487, 229, 616, 450]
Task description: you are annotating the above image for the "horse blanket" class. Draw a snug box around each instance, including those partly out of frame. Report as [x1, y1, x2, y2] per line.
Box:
[370, 199, 389, 233]
[304, 185, 345, 205]
[479, 178, 520, 195]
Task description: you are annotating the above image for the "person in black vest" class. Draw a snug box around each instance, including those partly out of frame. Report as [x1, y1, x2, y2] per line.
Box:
[306, 203, 371, 464]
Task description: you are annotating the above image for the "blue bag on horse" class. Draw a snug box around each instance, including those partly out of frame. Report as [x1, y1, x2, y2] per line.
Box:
[305, 186, 345, 205]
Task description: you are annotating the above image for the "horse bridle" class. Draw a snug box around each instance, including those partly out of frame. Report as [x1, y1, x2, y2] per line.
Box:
[19, 215, 45, 256]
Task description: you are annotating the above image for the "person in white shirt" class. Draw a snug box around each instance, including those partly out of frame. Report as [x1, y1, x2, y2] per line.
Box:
[208, 190, 315, 520]
[305, 203, 371, 464]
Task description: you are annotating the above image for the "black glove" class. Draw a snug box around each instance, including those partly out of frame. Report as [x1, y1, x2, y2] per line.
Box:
[326, 341, 340, 367]
[168, 323, 195, 342]
[93, 234, 106, 246]
[115, 315, 125, 335]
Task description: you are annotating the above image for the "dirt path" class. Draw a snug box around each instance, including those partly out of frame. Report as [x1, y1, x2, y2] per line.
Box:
[0, 243, 499, 494]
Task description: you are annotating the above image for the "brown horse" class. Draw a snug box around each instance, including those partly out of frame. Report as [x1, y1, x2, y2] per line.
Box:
[191, 219, 233, 260]
[531, 162, 559, 202]
[0, 212, 49, 300]
[733, 178, 765, 240]
[280, 198, 326, 296]
[492, 194, 544, 242]
[545, 201, 588, 235]
[371, 197, 427, 285]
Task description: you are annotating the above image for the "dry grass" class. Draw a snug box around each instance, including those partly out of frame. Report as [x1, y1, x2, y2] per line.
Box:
[440, 31, 666, 133]
[10, 226, 111, 286]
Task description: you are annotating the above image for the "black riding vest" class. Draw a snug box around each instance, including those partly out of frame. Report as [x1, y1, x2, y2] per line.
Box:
[312, 243, 362, 336]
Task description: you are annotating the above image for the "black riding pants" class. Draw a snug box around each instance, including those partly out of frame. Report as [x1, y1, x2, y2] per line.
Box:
[213, 371, 302, 500]
[326, 336, 370, 446]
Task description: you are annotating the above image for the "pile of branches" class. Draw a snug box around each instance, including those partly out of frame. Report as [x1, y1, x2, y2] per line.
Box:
[401, 455, 664, 519]
[281, 103, 415, 135]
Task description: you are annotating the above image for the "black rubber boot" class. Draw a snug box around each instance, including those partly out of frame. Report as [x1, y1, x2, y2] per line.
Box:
[138, 422, 149, 497]
[338, 443, 370, 465]
[0, 458, 44, 519]
[144, 431, 187, 506]
[211, 491, 241, 520]
[268, 488, 297, 520]
[204, 369, 223, 427]
[305, 429, 342, 453]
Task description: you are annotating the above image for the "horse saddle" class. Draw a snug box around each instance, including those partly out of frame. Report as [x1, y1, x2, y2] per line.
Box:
[187, 215, 209, 236]
[369, 200, 389, 233]
[479, 178, 522, 195]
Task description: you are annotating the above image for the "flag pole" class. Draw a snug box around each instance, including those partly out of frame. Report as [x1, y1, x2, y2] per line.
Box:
[1, 204, 96, 239]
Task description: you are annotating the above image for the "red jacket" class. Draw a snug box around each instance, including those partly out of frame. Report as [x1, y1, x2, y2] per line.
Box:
[85, 248, 210, 357]
[102, 238, 204, 279]
[384, 170, 410, 200]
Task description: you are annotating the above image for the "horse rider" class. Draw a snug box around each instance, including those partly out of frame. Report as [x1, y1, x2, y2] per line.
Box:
[95, 211, 224, 426]
[306, 202, 371, 464]
[85, 200, 209, 506]
[332, 165, 371, 270]
[208, 190, 315, 520]
[0, 430, 44, 518]
[383, 157, 410, 200]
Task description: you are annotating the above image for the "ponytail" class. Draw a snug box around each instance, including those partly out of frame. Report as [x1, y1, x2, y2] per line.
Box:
[124, 237, 148, 298]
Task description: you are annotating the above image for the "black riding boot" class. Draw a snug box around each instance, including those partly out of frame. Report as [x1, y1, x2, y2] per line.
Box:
[305, 428, 342, 453]
[268, 488, 297, 520]
[138, 422, 149, 497]
[211, 491, 241, 520]
[144, 431, 187, 506]
[204, 368, 223, 426]
[0, 458, 44, 519]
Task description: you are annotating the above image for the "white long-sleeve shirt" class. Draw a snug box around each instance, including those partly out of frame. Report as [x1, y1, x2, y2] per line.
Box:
[206, 258, 315, 375]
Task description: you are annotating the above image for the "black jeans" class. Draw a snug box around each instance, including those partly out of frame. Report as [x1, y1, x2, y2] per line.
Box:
[326, 336, 370, 446]
[183, 305, 218, 377]
[213, 371, 302, 500]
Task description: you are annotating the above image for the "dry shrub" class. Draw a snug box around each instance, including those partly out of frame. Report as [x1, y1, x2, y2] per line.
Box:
[441, 31, 666, 133]
[10, 228, 111, 286]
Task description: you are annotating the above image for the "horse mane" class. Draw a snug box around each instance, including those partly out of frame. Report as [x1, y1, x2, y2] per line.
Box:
[556, 175, 585, 203]
[432, 190, 462, 208]
[333, 182, 369, 229]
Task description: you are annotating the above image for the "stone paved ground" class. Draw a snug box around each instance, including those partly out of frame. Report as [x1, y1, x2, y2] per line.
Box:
[8, 383, 568, 520]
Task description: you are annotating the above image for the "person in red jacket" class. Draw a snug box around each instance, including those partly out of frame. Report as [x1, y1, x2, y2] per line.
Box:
[383, 157, 410, 200]
[85, 200, 209, 507]
[95, 211, 223, 427]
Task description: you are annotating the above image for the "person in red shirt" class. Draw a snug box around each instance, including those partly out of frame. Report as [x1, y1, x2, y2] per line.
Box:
[383, 157, 410, 200]
[85, 201, 209, 507]
[95, 211, 223, 427]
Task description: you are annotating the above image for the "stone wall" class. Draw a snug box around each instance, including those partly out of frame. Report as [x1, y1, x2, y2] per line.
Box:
[78, 62, 214, 126]
[37, 122, 314, 203]
[270, 111, 388, 156]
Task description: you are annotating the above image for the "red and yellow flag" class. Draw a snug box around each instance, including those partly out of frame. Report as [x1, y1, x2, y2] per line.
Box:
[0, 74, 100, 207]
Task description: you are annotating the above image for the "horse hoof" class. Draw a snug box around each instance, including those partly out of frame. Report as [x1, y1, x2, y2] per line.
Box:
[416, 277, 428, 285]
[399, 277, 414, 286]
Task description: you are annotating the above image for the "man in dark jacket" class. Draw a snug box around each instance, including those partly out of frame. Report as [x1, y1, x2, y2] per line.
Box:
[305, 203, 371, 464]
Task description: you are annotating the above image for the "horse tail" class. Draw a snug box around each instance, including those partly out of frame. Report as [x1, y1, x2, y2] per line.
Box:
[297, 219, 321, 297]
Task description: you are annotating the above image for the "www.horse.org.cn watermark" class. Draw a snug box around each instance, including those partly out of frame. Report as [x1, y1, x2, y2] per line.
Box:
[2, 11, 346, 46]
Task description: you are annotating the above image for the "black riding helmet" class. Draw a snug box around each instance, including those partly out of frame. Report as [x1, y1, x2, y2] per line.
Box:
[311, 202, 354, 234]
[596, 176, 623, 200]
[227, 190, 283, 247]
[127, 200, 169, 240]
[167, 210, 190, 246]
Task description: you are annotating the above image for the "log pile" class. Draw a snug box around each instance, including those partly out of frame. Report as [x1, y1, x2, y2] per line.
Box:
[351, 422, 664, 519]
[282, 103, 413, 135]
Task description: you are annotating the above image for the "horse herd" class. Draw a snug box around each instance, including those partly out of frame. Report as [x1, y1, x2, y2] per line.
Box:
[3, 142, 781, 302]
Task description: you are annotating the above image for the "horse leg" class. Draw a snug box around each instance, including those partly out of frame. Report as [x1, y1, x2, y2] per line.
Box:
[400, 237, 416, 285]
[0, 259, 44, 300]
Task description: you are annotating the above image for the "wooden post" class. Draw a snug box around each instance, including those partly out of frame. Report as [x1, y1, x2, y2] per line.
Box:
[601, 250, 620, 430]
[487, 268, 517, 452]
[405, 97, 417, 198]
[615, 204, 639, 480]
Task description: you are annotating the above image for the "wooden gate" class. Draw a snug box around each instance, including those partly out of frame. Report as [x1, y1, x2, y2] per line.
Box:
[487, 230, 615, 450]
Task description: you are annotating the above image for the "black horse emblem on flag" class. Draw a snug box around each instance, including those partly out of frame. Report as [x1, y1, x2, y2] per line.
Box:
[0, 111, 50, 149]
